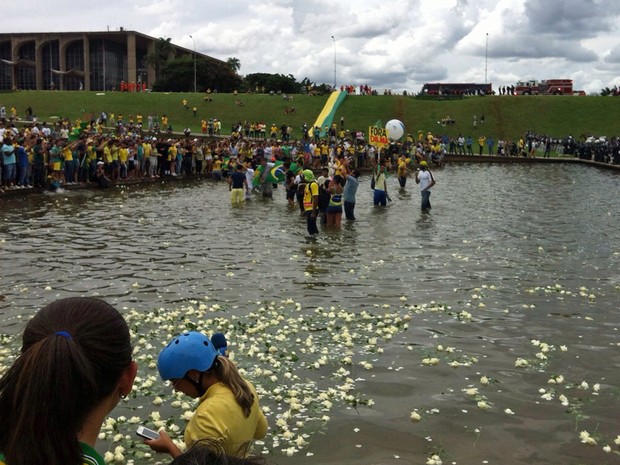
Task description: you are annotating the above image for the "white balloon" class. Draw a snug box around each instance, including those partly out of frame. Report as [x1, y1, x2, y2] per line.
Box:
[385, 119, 405, 141]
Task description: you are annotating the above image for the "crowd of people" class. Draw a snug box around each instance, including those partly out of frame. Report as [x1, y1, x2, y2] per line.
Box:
[0, 116, 445, 193]
[1, 108, 618, 195]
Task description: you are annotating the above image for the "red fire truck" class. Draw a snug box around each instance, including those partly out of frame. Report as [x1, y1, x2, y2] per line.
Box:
[515, 79, 573, 95]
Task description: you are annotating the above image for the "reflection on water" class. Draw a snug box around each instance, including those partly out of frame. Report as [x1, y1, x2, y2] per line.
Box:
[1, 164, 619, 465]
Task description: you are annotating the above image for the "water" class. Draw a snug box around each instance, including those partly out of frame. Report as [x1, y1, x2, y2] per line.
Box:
[1, 163, 619, 465]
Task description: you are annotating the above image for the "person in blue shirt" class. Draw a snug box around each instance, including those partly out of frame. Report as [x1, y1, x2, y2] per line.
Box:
[466, 136, 474, 155]
[1, 138, 16, 189]
[486, 137, 495, 155]
[15, 139, 30, 187]
[342, 166, 360, 221]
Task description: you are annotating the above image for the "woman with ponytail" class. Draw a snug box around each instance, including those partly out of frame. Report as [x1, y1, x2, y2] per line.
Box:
[146, 331, 267, 459]
[0, 297, 137, 465]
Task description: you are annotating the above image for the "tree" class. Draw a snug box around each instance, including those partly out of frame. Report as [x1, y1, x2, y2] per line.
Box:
[226, 57, 241, 73]
[146, 37, 176, 78]
[242, 73, 302, 94]
[153, 55, 241, 92]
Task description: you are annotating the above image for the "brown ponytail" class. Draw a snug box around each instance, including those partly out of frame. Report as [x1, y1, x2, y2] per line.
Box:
[0, 297, 132, 465]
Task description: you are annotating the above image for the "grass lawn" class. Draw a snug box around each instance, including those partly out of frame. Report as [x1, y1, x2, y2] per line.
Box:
[2, 90, 620, 141]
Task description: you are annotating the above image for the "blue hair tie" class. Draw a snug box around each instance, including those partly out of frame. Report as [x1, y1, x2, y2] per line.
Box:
[55, 331, 72, 340]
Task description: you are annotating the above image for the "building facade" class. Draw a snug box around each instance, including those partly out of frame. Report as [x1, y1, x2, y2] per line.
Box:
[0, 30, 219, 91]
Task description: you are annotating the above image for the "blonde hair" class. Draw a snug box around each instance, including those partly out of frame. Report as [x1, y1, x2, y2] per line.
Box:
[213, 357, 254, 417]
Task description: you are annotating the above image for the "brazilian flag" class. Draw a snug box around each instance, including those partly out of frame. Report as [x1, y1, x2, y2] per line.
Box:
[253, 162, 299, 186]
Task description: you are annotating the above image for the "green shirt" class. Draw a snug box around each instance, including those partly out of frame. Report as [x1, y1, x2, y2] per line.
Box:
[0, 442, 104, 465]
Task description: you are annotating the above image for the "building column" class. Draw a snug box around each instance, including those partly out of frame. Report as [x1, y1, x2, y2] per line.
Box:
[59, 38, 68, 91]
[10, 38, 18, 90]
[83, 35, 90, 91]
[127, 32, 137, 84]
[147, 40, 155, 89]
[35, 38, 45, 90]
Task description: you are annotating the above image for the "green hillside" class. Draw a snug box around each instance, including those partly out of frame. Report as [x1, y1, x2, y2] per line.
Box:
[2, 90, 620, 141]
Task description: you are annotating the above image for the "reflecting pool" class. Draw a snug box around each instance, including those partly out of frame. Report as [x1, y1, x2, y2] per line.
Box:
[1, 163, 619, 465]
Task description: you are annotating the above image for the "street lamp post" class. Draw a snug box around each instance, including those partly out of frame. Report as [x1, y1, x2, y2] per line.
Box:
[189, 34, 197, 93]
[331, 35, 336, 90]
[485, 33, 488, 84]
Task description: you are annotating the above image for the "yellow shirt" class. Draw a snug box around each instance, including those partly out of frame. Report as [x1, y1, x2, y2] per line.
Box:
[63, 147, 73, 162]
[118, 147, 128, 163]
[334, 160, 343, 176]
[168, 145, 177, 161]
[103, 146, 112, 163]
[303, 181, 319, 211]
[85, 146, 96, 164]
[184, 381, 267, 458]
[143, 143, 152, 159]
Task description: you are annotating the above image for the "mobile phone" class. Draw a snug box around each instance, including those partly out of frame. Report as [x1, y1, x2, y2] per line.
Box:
[136, 426, 160, 440]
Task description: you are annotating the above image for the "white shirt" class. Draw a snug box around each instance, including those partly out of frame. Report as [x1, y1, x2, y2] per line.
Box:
[417, 169, 434, 191]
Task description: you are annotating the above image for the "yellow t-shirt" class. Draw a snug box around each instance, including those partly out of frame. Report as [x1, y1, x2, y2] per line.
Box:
[334, 160, 343, 176]
[303, 181, 319, 211]
[143, 143, 152, 159]
[397, 159, 407, 176]
[184, 381, 267, 458]
[63, 147, 73, 162]
[103, 146, 112, 163]
[85, 146, 96, 164]
[168, 145, 177, 161]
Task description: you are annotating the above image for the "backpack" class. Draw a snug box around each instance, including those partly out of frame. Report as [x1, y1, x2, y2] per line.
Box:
[313, 181, 330, 210]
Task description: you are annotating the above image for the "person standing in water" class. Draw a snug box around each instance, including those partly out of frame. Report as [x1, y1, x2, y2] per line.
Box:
[415, 160, 436, 212]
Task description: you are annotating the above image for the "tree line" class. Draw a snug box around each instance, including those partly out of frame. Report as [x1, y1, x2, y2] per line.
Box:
[147, 37, 330, 94]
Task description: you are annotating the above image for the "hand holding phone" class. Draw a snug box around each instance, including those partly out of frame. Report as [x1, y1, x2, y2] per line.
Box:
[136, 426, 160, 440]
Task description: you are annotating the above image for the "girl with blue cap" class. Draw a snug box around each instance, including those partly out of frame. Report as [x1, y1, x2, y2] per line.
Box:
[145, 331, 267, 459]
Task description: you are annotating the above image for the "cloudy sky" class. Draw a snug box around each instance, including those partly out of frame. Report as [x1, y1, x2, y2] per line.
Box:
[6, 0, 620, 94]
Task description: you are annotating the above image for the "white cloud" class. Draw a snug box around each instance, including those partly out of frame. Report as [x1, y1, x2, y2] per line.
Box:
[2, 0, 620, 93]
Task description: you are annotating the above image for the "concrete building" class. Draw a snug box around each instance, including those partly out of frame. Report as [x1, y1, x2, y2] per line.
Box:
[0, 30, 221, 91]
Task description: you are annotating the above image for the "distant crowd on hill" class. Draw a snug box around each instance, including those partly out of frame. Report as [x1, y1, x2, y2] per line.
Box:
[1, 108, 618, 192]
